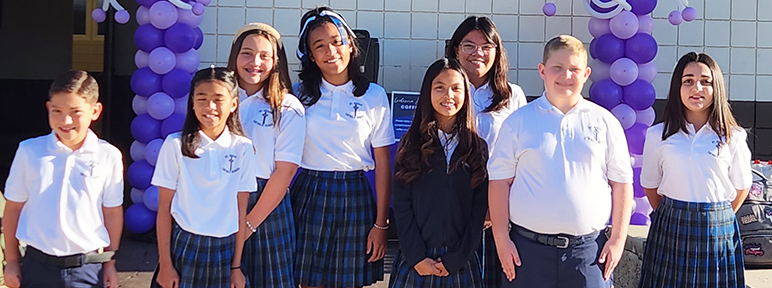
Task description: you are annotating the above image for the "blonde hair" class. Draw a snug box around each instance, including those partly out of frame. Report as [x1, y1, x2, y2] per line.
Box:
[49, 70, 99, 105]
[542, 35, 587, 65]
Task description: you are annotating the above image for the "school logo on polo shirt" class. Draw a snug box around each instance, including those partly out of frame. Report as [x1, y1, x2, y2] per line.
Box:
[252, 109, 274, 127]
[345, 101, 365, 119]
[78, 161, 100, 177]
[223, 154, 241, 173]
[585, 125, 602, 143]
[708, 139, 721, 157]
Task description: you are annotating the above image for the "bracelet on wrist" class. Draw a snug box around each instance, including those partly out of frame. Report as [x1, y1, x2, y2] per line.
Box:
[231, 266, 241, 270]
[246, 220, 257, 233]
[373, 223, 389, 230]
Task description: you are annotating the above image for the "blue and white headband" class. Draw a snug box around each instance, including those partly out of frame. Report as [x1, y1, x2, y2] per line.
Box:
[296, 10, 356, 61]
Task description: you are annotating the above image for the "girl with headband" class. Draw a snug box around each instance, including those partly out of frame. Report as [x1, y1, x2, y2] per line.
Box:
[227, 23, 305, 288]
[291, 6, 394, 288]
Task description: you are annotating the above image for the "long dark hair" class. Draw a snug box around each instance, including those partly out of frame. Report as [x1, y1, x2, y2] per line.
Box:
[394, 58, 487, 187]
[296, 6, 369, 106]
[181, 67, 246, 158]
[227, 27, 293, 126]
[446, 16, 511, 113]
[661, 52, 738, 144]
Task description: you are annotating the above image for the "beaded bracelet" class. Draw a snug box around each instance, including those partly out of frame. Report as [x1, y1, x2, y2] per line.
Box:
[373, 223, 389, 230]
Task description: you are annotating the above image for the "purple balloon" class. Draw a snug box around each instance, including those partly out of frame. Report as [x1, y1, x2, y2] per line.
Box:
[132, 95, 148, 115]
[625, 123, 648, 154]
[130, 140, 147, 161]
[623, 80, 656, 110]
[162, 113, 186, 138]
[627, 0, 657, 15]
[595, 34, 625, 64]
[127, 160, 154, 190]
[149, 47, 177, 75]
[130, 188, 145, 204]
[131, 67, 163, 97]
[92, 9, 106, 23]
[611, 104, 636, 129]
[669, 10, 683, 25]
[637, 15, 653, 34]
[588, 17, 611, 38]
[165, 23, 197, 53]
[175, 49, 201, 73]
[147, 92, 175, 120]
[136, 6, 150, 25]
[625, 33, 658, 64]
[636, 107, 656, 126]
[589, 59, 610, 82]
[175, 96, 189, 115]
[589, 79, 623, 110]
[177, 7, 204, 27]
[136, 0, 160, 8]
[144, 186, 160, 211]
[589, 38, 598, 59]
[590, 0, 617, 13]
[637, 61, 657, 82]
[125, 203, 157, 234]
[630, 212, 650, 225]
[163, 69, 193, 98]
[144, 138, 164, 166]
[610, 57, 639, 86]
[610, 11, 639, 40]
[135, 50, 149, 68]
[131, 114, 162, 143]
[134, 24, 165, 53]
[115, 10, 130, 24]
[192, 3, 205, 15]
[631, 153, 643, 168]
[149, 1, 178, 30]
[682, 7, 697, 21]
[635, 196, 653, 214]
[193, 27, 204, 50]
[543, 3, 557, 16]
[632, 167, 644, 196]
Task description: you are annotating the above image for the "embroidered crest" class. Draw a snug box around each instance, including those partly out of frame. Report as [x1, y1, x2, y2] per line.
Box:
[345, 101, 365, 119]
[750, 183, 763, 197]
[222, 154, 241, 173]
[585, 125, 602, 143]
[765, 209, 772, 222]
[744, 243, 765, 256]
[707, 139, 721, 157]
[80, 161, 98, 177]
[252, 109, 273, 127]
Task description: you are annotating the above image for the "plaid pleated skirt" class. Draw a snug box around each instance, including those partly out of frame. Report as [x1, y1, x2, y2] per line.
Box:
[242, 178, 296, 288]
[638, 197, 745, 288]
[151, 223, 236, 288]
[290, 169, 384, 287]
[388, 247, 484, 288]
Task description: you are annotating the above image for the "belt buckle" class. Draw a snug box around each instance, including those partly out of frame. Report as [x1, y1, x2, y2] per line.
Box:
[555, 236, 570, 249]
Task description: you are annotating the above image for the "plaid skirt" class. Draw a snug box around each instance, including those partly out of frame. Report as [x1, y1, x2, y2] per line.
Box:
[388, 247, 484, 288]
[151, 223, 236, 288]
[480, 228, 502, 288]
[638, 197, 745, 288]
[242, 178, 296, 288]
[290, 169, 384, 287]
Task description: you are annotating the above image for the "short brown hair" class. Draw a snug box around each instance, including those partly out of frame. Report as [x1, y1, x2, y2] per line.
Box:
[542, 35, 587, 65]
[48, 70, 99, 104]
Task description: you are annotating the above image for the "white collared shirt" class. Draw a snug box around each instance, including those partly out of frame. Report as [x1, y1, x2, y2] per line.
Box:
[471, 82, 528, 149]
[488, 95, 633, 235]
[438, 129, 459, 166]
[641, 123, 751, 202]
[298, 79, 395, 171]
[4, 130, 124, 256]
[238, 88, 306, 179]
[152, 128, 256, 237]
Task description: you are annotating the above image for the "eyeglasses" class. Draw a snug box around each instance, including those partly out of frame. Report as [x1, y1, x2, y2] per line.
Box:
[460, 42, 497, 55]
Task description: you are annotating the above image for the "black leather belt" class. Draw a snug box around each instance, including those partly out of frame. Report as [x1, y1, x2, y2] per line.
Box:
[513, 225, 600, 249]
[26, 246, 115, 268]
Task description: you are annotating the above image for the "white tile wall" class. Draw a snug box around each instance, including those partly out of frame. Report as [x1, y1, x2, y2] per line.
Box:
[198, 0, 772, 102]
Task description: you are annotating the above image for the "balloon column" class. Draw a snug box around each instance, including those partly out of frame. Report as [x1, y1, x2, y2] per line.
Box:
[583, 0, 658, 225]
[121, 0, 208, 234]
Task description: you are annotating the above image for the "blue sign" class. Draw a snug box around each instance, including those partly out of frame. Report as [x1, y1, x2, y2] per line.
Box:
[391, 91, 420, 141]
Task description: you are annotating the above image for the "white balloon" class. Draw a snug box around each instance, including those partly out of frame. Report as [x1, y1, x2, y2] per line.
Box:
[132, 95, 148, 115]
[130, 140, 146, 161]
[130, 188, 145, 204]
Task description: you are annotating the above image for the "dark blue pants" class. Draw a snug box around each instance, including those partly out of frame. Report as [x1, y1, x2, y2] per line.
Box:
[501, 226, 609, 288]
[21, 252, 103, 288]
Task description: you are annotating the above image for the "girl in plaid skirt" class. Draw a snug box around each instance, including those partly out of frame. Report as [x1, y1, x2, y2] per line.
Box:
[228, 22, 304, 288]
[639, 52, 751, 288]
[390, 58, 488, 288]
[291, 6, 395, 288]
[152, 68, 254, 288]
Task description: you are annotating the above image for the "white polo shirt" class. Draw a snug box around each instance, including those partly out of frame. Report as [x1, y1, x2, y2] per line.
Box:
[4, 130, 124, 256]
[471, 82, 527, 148]
[238, 88, 306, 179]
[152, 128, 256, 237]
[299, 79, 395, 171]
[488, 95, 633, 235]
[641, 123, 751, 202]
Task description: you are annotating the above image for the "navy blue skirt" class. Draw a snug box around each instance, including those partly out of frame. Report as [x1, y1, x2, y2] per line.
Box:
[388, 247, 483, 288]
[242, 178, 296, 288]
[290, 169, 384, 287]
[639, 197, 745, 288]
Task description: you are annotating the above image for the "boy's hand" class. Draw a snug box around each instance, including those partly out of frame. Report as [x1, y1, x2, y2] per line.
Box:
[495, 237, 521, 282]
[4, 261, 22, 288]
[598, 236, 625, 280]
[157, 264, 180, 288]
[230, 268, 246, 288]
[103, 260, 119, 288]
[413, 258, 441, 276]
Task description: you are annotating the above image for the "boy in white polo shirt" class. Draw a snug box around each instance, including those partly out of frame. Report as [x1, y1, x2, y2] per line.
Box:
[3, 70, 123, 288]
[488, 35, 633, 288]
